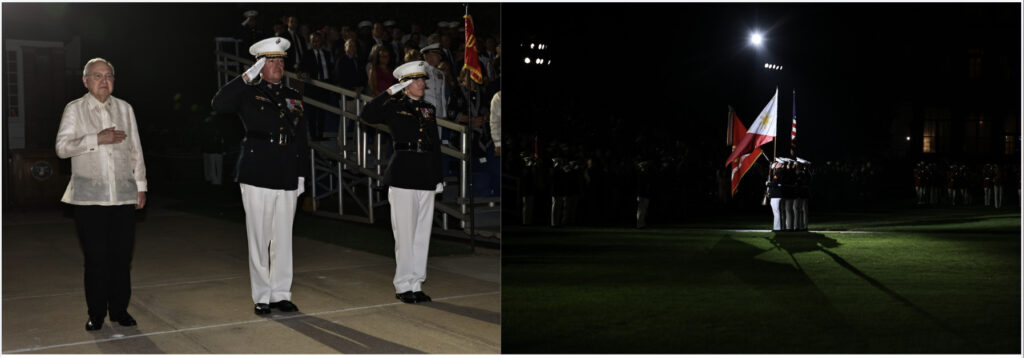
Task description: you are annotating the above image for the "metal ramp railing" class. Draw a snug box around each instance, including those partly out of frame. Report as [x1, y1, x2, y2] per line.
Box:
[214, 39, 499, 246]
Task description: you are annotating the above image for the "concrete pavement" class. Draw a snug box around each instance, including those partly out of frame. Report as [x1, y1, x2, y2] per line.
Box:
[1, 198, 500, 353]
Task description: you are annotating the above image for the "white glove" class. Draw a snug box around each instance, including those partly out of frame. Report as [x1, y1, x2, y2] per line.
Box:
[435, 182, 444, 194]
[386, 80, 412, 95]
[297, 177, 305, 196]
[243, 57, 266, 84]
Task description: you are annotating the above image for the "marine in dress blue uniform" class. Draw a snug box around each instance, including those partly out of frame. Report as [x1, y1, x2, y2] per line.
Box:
[211, 37, 309, 315]
[361, 61, 443, 304]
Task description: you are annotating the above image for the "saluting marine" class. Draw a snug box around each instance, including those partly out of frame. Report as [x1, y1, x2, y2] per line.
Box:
[361, 61, 444, 304]
[211, 36, 309, 315]
[767, 159, 786, 232]
[795, 157, 812, 231]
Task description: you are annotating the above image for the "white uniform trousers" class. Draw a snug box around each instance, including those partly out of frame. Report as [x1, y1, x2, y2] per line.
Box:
[637, 196, 650, 228]
[389, 187, 434, 293]
[522, 196, 535, 225]
[203, 153, 223, 185]
[240, 183, 297, 304]
[550, 196, 565, 226]
[770, 198, 783, 231]
[993, 185, 1003, 208]
[797, 198, 808, 230]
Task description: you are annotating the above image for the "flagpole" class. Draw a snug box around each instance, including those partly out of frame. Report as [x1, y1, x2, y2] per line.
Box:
[726, 106, 734, 148]
[462, 2, 475, 252]
[791, 89, 796, 158]
[773, 87, 779, 160]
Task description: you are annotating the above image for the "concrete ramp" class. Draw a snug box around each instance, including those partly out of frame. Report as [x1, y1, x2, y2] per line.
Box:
[2, 202, 499, 354]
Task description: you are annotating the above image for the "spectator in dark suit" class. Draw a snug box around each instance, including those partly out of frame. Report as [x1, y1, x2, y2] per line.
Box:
[335, 39, 366, 94]
[302, 32, 333, 81]
[439, 34, 458, 73]
[302, 32, 335, 140]
[356, 20, 373, 62]
[277, 16, 307, 71]
[390, 26, 406, 66]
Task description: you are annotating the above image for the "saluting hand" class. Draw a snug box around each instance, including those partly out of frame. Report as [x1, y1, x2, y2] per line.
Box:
[242, 57, 267, 83]
[98, 127, 127, 145]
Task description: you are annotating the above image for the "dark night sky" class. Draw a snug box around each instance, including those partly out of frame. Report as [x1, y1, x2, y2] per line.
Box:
[503, 3, 1021, 161]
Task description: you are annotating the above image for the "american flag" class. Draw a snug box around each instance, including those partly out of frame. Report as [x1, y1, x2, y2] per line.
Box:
[790, 90, 797, 157]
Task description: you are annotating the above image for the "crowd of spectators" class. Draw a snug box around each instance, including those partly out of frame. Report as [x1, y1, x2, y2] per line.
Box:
[231, 11, 502, 196]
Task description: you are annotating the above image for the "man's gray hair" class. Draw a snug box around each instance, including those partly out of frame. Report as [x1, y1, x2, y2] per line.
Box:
[82, 58, 115, 77]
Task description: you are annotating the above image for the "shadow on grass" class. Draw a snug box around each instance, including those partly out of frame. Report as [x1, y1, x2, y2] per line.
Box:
[700, 234, 869, 353]
[274, 313, 424, 353]
[770, 231, 982, 352]
[503, 226, 1013, 353]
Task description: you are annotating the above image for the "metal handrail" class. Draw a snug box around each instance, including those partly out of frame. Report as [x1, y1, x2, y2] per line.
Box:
[214, 46, 496, 244]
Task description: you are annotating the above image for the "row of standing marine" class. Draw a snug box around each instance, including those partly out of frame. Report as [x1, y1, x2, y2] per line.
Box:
[914, 161, 1014, 208]
[765, 158, 811, 232]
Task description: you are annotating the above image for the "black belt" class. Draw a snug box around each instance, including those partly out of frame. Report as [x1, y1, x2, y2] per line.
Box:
[245, 131, 293, 146]
[394, 141, 430, 153]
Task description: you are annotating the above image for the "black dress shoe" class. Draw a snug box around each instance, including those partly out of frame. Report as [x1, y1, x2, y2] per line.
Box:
[270, 300, 298, 312]
[413, 291, 432, 303]
[254, 303, 271, 315]
[86, 317, 104, 331]
[395, 291, 417, 304]
[111, 313, 137, 327]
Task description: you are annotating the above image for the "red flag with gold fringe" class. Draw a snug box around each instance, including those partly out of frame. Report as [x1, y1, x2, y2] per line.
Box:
[463, 14, 484, 84]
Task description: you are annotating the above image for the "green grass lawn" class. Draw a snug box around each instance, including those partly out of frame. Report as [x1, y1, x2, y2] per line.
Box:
[502, 208, 1021, 353]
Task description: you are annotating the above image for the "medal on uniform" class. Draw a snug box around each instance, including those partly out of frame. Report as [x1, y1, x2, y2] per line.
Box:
[286, 98, 304, 112]
[419, 107, 433, 119]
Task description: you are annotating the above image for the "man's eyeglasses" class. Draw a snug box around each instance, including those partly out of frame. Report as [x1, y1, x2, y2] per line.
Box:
[88, 73, 115, 81]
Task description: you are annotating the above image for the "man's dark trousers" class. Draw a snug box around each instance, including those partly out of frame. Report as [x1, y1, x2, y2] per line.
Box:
[74, 204, 136, 320]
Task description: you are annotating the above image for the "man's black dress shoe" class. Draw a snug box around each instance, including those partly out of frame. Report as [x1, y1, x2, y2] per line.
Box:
[270, 300, 298, 312]
[413, 291, 432, 303]
[254, 303, 271, 315]
[395, 291, 417, 304]
[86, 317, 104, 331]
[111, 313, 137, 327]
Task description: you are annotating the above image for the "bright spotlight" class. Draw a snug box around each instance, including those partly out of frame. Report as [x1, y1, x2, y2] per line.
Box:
[750, 33, 763, 45]
[906, 136, 911, 141]
[530, 43, 535, 49]
[524, 57, 531, 64]
[537, 58, 545, 64]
